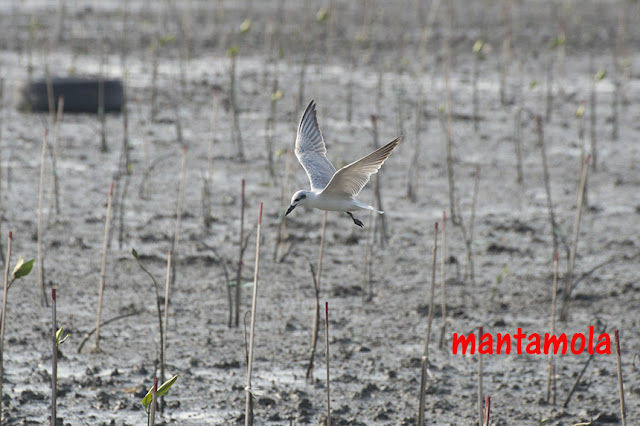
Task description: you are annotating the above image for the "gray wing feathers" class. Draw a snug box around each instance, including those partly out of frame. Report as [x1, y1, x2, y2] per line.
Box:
[322, 136, 401, 197]
[295, 100, 336, 190]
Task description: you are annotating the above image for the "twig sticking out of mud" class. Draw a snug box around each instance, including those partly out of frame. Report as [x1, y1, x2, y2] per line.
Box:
[536, 115, 564, 259]
[235, 179, 246, 327]
[150, 37, 159, 121]
[307, 211, 327, 381]
[117, 90, 131, 250]
[500, 0, 512, 105]
[417, 222, 438, 426]
[439, 211, 447, 349]
[93, 182, 114, 351]
[362, 189, 375, 302]
[244, 203, 263, 426]
[483, 395, 491, 426]
[265, 77, 278, 180]
[161, 250, 172, 405]
[149, 377, 158, 426]
[203, 89, 220, 229]
[228, 48, 245, 161]
[369, 115, 387, 247]
[51, 289, 57, 426]
[546, 252, 559, 404]
[477, 326, 484, 426]
[407, 87, 423, 202]
[170, 146, 187, 291]
[77, 309, 141, 354]
[545, 54, 553, 122]
[556, 20, 566, 98]
[589, 58, 598, 172]
[513, 60, 524, 185]
[614, 330, 627, 426]
[274, 149, 292, 263]
[37, 129, 49, 307]
[562, 323, 605, 407]
[560, 155, 590, 322]
[325, 302, 331, 426]
[99, 38, 107, 153]
[0, 79, 3, 261]
[48, 95, 64, 216]
[0, 231, 12, 424]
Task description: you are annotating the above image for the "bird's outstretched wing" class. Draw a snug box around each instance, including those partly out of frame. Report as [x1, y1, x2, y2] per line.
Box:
[295, 100, 336, 191]
[321, 136, 401, 197]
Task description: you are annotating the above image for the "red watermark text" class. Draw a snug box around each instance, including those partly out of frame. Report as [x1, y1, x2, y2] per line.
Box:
[452, 326, 611, 355]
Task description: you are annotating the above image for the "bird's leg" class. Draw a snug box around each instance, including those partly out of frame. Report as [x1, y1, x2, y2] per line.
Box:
[346, 212, 364, 228]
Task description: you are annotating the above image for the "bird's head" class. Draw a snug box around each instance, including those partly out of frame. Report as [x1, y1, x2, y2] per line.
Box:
[285, 190, 309, 216]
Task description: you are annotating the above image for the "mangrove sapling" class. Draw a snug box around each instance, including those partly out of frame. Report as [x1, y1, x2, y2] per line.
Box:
[439, 211, 447, 349]
[132, 249, 165, 377]
[51, 289, 70, 426]
[0, 233, 35, 423]
[245, 203, 263, 426]
[142, 374, 177, 426]
[477, 326, 484, 426]
[325, 302, 331, 426]
[38, 129, 49, 307]
[614, 330, 627, 426]
[546, 252, 559, 404]
[93, 182, 114, 351]
[560, 155, 590, 322]
[235, 179, 246, 327]
[417, 222, 438, 426]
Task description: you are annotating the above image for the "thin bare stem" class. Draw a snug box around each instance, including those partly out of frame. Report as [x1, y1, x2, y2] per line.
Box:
[483, 395, 490, 426]
[170, 146, 187, 290]
[51, 289, 57, 426]
[439, 211, 447, 349]
[307, 211, 327, 380]
[49, 95, 64, 216]
[93, 182, 114, 350]
[161, 250, 172, 394]
[325, 301, 331, 426]
[477, 326, 484, 426]
[614, 330, 627, 426]
[38, 129, 49, 307]
[235, 179, 246, 327]
[149, 377, 157, 426]
[560, 155, 590, 322]
[418, 222, 438, 425]
[537, 115, 561, 256]
[546, 252, 559, 404]
[244, 203, 263, 426]
[0, 231, 12, 423]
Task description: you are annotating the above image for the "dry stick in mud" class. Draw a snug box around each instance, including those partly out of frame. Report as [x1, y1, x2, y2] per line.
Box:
[235, 179, 246, 327]
[325, 302, 331, 426]
[370, 115, 387, 246]
[439, 211, 447, 349]
[483, 395, 491, 426]
[559, 155, 590, 322]
[545, 54, 553, 122]
[362, 189, 375, 302]
[99, 38, 107, 152]
[472, 40, 482, 133]
[407, 87, 423, 202]
[51, 289, 57, 426]
[203, 90, 219, 229]
[546, 252, 559, 404]
[228, 47, 244, 160]
[307, 210, 327, 380]
[150, 37, 159, 120]
[117, 90, 131, 249]
[245, 203, 263, 426]
[265, 77, 278, 181]
[464, 166, 480, 281]
[614, 330, 627, 426]
[0, 79, 3, 262]
[77, 310, 142, 353]
[513, 60, 524, 185]
[562, 323, 605, 408]
[0, 232, 11, 424]
[274, 149, 292, 263]
[162, 250, 172, 389]
[500, 0, 512, 105]
[93, 182, 114, 351]
[170, 146, 187, 290]
[37, 129, 49, 307]
[417, 222, 438, 426]
[537, 115, 564, 258]
[477, 326, 484, 426]
[49, 95, 64, 216]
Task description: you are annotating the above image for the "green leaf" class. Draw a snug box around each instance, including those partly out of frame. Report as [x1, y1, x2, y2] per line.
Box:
[550, 35, 566, 48]
[595, 69, 606, 81]
[158, 33, 176, 46]
[271, 90, 284, 102]
[316, 7, 328, 23]
[227, 45, 239, 58]
[240, 18, 251, 33]
[142, 375, 178, 409]
[11, 257, 34, 281]
[575, 104, 585, 118]
[472, 40, 484, 54]
[132, 248, 139, 259]
[529, 81, 538, 89]
[56, 327, 70, 345]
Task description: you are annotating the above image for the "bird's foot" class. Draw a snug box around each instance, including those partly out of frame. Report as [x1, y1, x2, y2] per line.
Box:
[346, 212, 364, 228]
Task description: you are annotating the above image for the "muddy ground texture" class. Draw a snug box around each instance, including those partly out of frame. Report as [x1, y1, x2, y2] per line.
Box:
[1, 1, 639, 424]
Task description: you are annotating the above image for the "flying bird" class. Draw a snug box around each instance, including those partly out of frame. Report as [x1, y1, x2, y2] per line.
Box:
[285, 100, 400, 227]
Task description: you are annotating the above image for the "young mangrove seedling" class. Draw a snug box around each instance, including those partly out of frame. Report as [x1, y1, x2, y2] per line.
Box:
[142, 374, 178, 425]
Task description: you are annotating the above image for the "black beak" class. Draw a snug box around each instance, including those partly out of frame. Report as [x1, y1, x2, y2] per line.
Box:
[285, 204, 296, 216]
